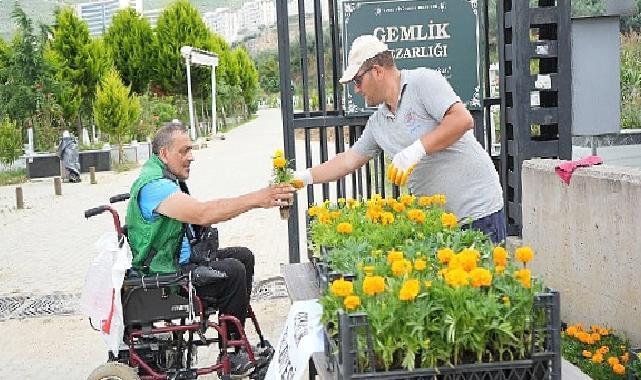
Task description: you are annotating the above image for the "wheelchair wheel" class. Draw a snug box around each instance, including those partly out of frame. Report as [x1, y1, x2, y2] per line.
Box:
[87, 362, 140, 380]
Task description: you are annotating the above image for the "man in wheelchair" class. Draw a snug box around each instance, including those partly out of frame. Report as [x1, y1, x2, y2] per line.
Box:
[126, 121, 295, 377]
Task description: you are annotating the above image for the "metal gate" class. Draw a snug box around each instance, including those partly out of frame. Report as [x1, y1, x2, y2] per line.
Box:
[276, 0, 572, 262]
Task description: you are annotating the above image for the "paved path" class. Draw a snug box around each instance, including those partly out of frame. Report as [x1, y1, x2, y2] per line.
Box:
[0, 108, 591, 379]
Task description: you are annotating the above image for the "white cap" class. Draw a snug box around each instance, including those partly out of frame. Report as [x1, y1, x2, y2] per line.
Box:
[62, 130, 70, 138]
[339, 35, 389, 84]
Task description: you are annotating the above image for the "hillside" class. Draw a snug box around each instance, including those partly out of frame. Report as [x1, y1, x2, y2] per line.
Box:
[0, 0, 245, 41]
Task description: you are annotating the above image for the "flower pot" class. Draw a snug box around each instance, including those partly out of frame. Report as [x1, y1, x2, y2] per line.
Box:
[279, 205, 290, 219]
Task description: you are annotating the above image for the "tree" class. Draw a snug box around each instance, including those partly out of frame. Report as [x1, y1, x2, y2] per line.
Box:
[0, 117, 22, 166]
[104, 9, 155, 94]
[256, 51, 280, 94]
[137, 94, 177, 141]
[48, 7, 109, 135]
[153, 0, 213, 96]
[93, 68, 141, 163]
[234, 46, 259, 116]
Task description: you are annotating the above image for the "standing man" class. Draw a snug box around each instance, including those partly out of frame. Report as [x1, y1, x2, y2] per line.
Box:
[126, 121, 294, 376]
[294, 35, 505, 243]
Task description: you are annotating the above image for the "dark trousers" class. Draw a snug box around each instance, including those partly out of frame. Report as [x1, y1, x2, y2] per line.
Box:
[194, 247, 255, 337]
[462, 209, 506, 244]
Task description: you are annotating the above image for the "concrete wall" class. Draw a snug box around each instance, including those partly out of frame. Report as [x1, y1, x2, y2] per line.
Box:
[521, 159, 641, 344]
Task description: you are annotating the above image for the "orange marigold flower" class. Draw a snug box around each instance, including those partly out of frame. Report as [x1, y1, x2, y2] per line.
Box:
[445, 268, 469, 288]
[598, 346, 610, 355]
[437, 248, 455, 264]
[441, 212, 458, 229]
[336, 222, 352, 234]
[362, 276, 385, 296]
[387, 250, 404, 264]
[407, 209, 426, 224]
[621, 352, 629, 363]
[515, 246, 534, 264]
[400, 194, 415, 206]
[582, 350, 592, 358]
[392, 202, 406, 213]
[392, 259, 412, 276]
[458, 248, 480, 272]
[591, 332, 601, 342]
[495, 265, 506, 274]
[566, 325, 578, 337]
[469, 268, 493, 287]
[380, 212, 395, 225]
[414, 258, 427, 271]
[599, 327, 610, 336]
[273, 157, 287, 169]
[612, 363, 625, 375]
[343, 295, 361, 310]
[513, 269, 532, 288]
[607, 356, 620, 366]
[291, 179, 304, 189]
[417, 196, 433, 206]
[399, 279, 420, 301]
[432, 194, 447, 205]
[592, 353, 604, 364]
[493, 246, 508, 267]
[330, 278, 353, 297]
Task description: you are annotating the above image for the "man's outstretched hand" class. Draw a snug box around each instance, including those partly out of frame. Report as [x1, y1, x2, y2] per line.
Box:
[254, 183, 295, 208]
[389, 140, 426, 186]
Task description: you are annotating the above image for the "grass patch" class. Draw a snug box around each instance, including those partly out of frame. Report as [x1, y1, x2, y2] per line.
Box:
[0, 169, 27, 186]
[112, 161, 139, 173]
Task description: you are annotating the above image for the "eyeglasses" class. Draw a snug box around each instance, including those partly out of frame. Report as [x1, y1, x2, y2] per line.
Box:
[353, 67, 373, 86]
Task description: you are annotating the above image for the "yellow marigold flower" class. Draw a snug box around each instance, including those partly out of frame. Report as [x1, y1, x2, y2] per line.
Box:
[414, 258, 427, 271]
[274, 149, 284, 158]
[502, 295, 510, 305]
[330, 278, 353, 297]
[418, 196, 433, 206]
[566, 325, 578, 337]
[437, 248, 455, 264]
[432, 194, 447, 205]
[513, 269, 532, 288]
[380, 212, 395, 225]
[495, 265, 506, 274]
[308, 206, 320, 217]
[273, 157, 287, 169]
[424, 280, 432, 288]
[387, 250, 404, 264]
[469, 268, 493, 287]
[441, 212, 458, 229]
[607, 356, 620, 366]
[399, 279, 420, 301]
[612, 363, 625, 375]
[343, 295, 361, 310]
[392, 259, 412, 276]
[400, 194, 415, 206]
[591, 332, 601, 342]
[445, 268, 469, 288]
[392, 202, 406, 213]
[458, 248, 480, 271]
[493, 246, 508, 267]
[337, 198, 346, 204]
[362, 276, 385, 296]
[363, 265, 375, 275]
[592, 353, 603, 364]
[319, 213, 331, 224]
[336, 222, 354, 234]
[515, 246, 534, 264]
[582, 350, 592, 358]
[371, 249, 383, 258]
[365, 207, 382, 222]
[346, 198, 359, 209]
[407, 209, 426, 224]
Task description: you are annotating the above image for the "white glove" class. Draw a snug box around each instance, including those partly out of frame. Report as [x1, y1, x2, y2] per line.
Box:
[389, 140, 426, 186]
[293, 168, 314, 187]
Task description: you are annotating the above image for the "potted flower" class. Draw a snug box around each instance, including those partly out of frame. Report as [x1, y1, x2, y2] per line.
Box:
[271, 149, 304, 219]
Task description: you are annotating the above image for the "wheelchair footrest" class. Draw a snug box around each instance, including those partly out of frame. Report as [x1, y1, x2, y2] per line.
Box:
[165, 368, 198, 380]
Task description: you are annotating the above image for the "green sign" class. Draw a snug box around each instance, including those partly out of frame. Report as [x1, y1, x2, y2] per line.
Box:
[343, 0, 482, 115]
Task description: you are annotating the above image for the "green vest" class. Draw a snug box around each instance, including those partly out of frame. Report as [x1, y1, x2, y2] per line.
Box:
[126, 155, 184, 274]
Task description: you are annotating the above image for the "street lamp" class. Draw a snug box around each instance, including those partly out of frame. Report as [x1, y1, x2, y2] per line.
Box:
[180, 46, 220, 141]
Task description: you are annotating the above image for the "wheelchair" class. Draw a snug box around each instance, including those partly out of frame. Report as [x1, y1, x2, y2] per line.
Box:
[84, 193, 274, 380]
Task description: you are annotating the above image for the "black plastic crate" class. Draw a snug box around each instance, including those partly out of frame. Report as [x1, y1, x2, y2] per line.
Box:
[316, 246, 356, 295]
[629, 347, 641, 380]
[324, 290, 562, 380]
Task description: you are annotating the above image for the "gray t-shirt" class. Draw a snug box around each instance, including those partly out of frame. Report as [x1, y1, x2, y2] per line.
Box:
[352, 68, 503, 221]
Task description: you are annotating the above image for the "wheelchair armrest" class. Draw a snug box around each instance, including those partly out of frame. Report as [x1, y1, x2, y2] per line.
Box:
[123, 271, 186, 289]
